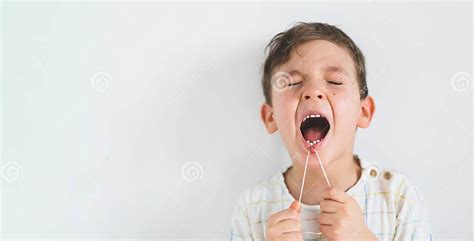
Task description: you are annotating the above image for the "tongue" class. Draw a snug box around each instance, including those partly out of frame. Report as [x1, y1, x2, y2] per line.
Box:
[303, 127, 323, 141]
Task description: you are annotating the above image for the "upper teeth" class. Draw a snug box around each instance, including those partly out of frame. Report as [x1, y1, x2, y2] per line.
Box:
[303, 114, 321, 122]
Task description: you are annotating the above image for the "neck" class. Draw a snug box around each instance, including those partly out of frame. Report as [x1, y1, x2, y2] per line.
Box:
[284, 150, 361, 205]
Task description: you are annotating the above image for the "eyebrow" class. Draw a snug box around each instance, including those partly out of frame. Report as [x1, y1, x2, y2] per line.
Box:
[323, 65, 350, 76]
[287, 69, 304, 77]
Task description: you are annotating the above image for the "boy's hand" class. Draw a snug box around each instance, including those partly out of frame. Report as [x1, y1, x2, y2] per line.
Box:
[266, 200, 303, 241]
[319, 187, 378, 241]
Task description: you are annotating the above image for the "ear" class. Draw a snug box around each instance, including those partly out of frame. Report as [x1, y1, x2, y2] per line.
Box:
[357, 95, 376, 128]
[260, 103, 278, 134]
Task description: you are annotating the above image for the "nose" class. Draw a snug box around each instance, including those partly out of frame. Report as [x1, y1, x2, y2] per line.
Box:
[302, 84, 325, 101]
[304, 93, 323, 100]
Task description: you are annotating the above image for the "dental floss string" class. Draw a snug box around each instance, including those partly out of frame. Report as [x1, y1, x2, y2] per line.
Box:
[298, 148, 332, 237]
[296, 148, 331, 209]
[315, 150, 331, 188]
[297, 150, 310, 209]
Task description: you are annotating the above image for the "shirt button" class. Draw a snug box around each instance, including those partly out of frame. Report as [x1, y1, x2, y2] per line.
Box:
[370, 169, 377, 177]
[384, 171, 392, 180]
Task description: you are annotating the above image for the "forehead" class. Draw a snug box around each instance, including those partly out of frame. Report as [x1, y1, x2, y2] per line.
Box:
[279, 39, 356, 77]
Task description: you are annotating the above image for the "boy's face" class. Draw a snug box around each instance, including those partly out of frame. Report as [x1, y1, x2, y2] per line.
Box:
[260, 40, 375, 168]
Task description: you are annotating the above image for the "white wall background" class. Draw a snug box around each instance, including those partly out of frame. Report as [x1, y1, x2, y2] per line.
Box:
[1, 1, 472, 240]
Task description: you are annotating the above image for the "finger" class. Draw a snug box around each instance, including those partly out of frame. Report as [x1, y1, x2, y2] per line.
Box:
[269, 207, 300, 225]
[319, 212, 337, 225]
[319, 223, 333, 238]
[281, 231, 303, 240]
[322, 187, 348, 203]
[289, 200, 302, 213]
[278, 219, 302, 234]
[320, 199, 341, 213]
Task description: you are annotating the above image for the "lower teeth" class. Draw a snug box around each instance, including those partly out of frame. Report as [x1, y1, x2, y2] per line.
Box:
[306, 139, 321, 145]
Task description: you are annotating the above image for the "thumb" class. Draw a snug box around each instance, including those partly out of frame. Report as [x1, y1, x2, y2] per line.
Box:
[289, 200, 302, 213]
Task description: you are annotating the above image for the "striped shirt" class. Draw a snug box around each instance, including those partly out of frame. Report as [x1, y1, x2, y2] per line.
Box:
[230, 155, 432, 241]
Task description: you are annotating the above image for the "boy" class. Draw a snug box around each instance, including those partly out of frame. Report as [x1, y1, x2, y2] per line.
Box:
[231, 22, 432, 241]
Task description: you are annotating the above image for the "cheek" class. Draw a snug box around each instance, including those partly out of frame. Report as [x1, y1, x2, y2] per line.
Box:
[273, 91, 296, 111]
[272, 93, 298, 128]
[331, 91, 360, 126]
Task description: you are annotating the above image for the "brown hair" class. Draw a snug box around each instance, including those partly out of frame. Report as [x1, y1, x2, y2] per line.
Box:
[262, 22, 368, 105]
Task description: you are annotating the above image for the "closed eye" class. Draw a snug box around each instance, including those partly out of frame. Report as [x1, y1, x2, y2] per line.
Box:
[327, 80, 342, 85]
[288, 81, 303, 87]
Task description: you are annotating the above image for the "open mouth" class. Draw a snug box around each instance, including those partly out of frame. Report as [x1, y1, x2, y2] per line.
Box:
[300, 114, 330, 146]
